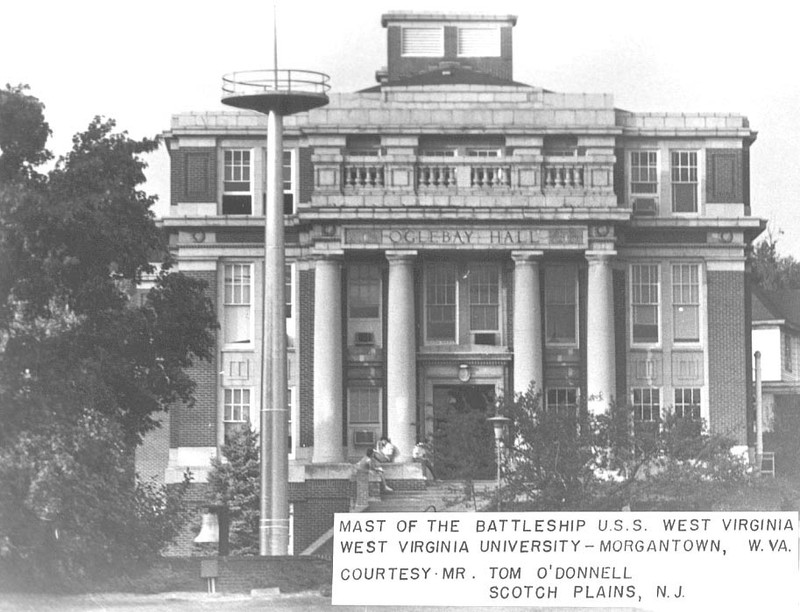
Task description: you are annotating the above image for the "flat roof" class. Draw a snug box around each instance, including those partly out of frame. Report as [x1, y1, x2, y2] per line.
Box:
[381, 12, 517, 26]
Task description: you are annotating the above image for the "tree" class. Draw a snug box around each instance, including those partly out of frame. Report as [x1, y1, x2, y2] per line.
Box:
[492, 388, 798, 512]
[0, 86, 218, 588]
[0, 84, 52, 182]
[747, 228, 800, 291]
[206, 427, 260, 555]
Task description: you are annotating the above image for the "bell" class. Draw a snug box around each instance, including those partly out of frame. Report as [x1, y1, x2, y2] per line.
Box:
[194, 511, 220, 543]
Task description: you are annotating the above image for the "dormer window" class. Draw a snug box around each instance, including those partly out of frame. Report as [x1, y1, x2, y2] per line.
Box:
[401, 27, 443, 57]
[457, 27, 501, 57]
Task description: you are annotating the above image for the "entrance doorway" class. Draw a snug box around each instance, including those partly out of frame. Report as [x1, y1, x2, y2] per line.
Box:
[432, 385, 497, 480]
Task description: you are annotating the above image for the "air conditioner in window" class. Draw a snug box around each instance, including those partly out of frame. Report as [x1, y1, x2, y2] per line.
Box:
[473, 332, 498, 346]
[354, 332, 375, 346]
[353, 430, 377, 446]
[632, 198, 658, 216]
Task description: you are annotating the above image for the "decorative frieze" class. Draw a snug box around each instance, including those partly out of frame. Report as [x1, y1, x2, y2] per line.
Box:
[343, 225, 587, 249]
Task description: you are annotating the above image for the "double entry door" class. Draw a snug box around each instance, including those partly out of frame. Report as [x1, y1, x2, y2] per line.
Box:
[431, 384, 497, 480]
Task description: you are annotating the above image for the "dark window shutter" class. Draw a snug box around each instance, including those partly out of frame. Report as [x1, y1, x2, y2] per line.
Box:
[613, 148, 625, 205]
[298, 147, 314, 204]
[706, 149, 742, 203]
[183, 150, 215, 202]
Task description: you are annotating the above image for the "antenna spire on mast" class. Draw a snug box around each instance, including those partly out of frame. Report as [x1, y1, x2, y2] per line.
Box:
[273, 0, 279, 85]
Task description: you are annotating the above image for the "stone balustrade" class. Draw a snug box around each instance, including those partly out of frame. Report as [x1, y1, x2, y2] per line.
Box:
[542, 163, 585, 189]
[416, 164, 457, 188]
[343, 164, 385, 188]
[471, 165, 511, 188]
[339, 158, 597, 194]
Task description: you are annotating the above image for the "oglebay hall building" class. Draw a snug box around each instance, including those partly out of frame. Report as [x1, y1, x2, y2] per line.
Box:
[137, 12, 763, 553]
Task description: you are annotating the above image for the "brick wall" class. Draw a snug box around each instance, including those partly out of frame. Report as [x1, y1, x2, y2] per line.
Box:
[135, 411, 170, 482]
[291, 479, 352, 555]
[744, 278, 754, 446]
[164, 483, 212, 557]
[170, 148, 216, 205]
[707, 270, 748, 444]
[299, 269, 315, 448]
[113, 556, 332, 593]
[171, 269, 218, 448]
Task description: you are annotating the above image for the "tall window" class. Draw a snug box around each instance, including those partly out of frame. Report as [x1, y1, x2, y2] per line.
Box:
[287, 387, 295, 454]
[282, 150, 295, 214]
[671, 151, 698, 213]
[784, 333, 794, 372]
[263, 150, 296, 214]
[223, 263, 252, 345]
[672, 264, 700, 342]
[546, 388, 577, 414]
[631, 264, 660, 344]
[223, 387, 250, 443]
[223, 388, 250, 422]
[223, 149, 252, 214]
[632, 388, 660, 422]
[348, 387, 381, 424]
[425, 263, 504, 344]
[469, 265, 499, 332]
[401, 27, 443, 56]
[348, 265, 381, 319]
[545, 265, 577, 344]
[285, 263, 295, 348]
[674, 388, 701, 420]
[426, 264, 457, 342]
[630, 151, 658, 196]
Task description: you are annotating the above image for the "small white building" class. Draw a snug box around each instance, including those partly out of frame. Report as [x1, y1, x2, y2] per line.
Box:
[751, 287, 800, 475]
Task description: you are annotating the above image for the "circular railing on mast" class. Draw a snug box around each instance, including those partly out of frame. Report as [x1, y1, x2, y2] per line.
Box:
[221, 69, 330, 115]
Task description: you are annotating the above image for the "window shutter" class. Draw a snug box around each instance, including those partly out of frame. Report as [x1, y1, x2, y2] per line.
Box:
[613, 148, 625, 205]
[457, 27, 501, 57]
[298, 147, 313, 204]
[706, 149, 742, 203]
[401, 28, 443, 56]
[184, 151, 215, 202]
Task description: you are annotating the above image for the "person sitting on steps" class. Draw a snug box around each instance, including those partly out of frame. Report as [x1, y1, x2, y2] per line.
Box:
[412, 441, 435, 480]
[374, 436, 398, 463]
[356, 448, 393, 493]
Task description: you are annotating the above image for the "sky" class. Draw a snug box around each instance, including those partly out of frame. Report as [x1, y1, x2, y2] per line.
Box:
[4, 0, 799, 257]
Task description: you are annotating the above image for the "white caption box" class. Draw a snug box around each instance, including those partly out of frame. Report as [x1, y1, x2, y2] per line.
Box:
[332, 511, 799, 610]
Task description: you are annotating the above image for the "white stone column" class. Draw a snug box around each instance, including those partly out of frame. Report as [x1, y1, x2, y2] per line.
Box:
[312, 255, 344, 463]
[512, 251, 543, 396]
[586, 250, 616, 414]
[386, 250, 417, 462]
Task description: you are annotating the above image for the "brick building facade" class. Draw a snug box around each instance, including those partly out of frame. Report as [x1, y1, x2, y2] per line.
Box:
[137, 11, 763, 553]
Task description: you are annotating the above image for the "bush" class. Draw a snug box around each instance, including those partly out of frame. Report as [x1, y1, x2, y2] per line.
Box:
[206, 427, 260, 555]
[489, 387, 790, 512]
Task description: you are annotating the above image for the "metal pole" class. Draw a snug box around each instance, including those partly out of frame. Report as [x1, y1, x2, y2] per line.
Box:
[260, 110, 289, 555]
[496, 443, 502, 511]
[755, 350, 763, 472]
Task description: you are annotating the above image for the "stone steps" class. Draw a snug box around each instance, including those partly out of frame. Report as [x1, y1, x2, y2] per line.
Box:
[366, 481, 496, 513]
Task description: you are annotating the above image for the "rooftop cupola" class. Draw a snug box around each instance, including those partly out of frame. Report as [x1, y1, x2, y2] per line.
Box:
[379, 12, 517, 84]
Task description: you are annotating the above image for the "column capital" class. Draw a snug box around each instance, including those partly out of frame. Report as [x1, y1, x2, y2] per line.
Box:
[585, 250, 617, 263]
[386, 250, 417, 264]
[312, 249, 344, 263]
[511, 250, 544, 264]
